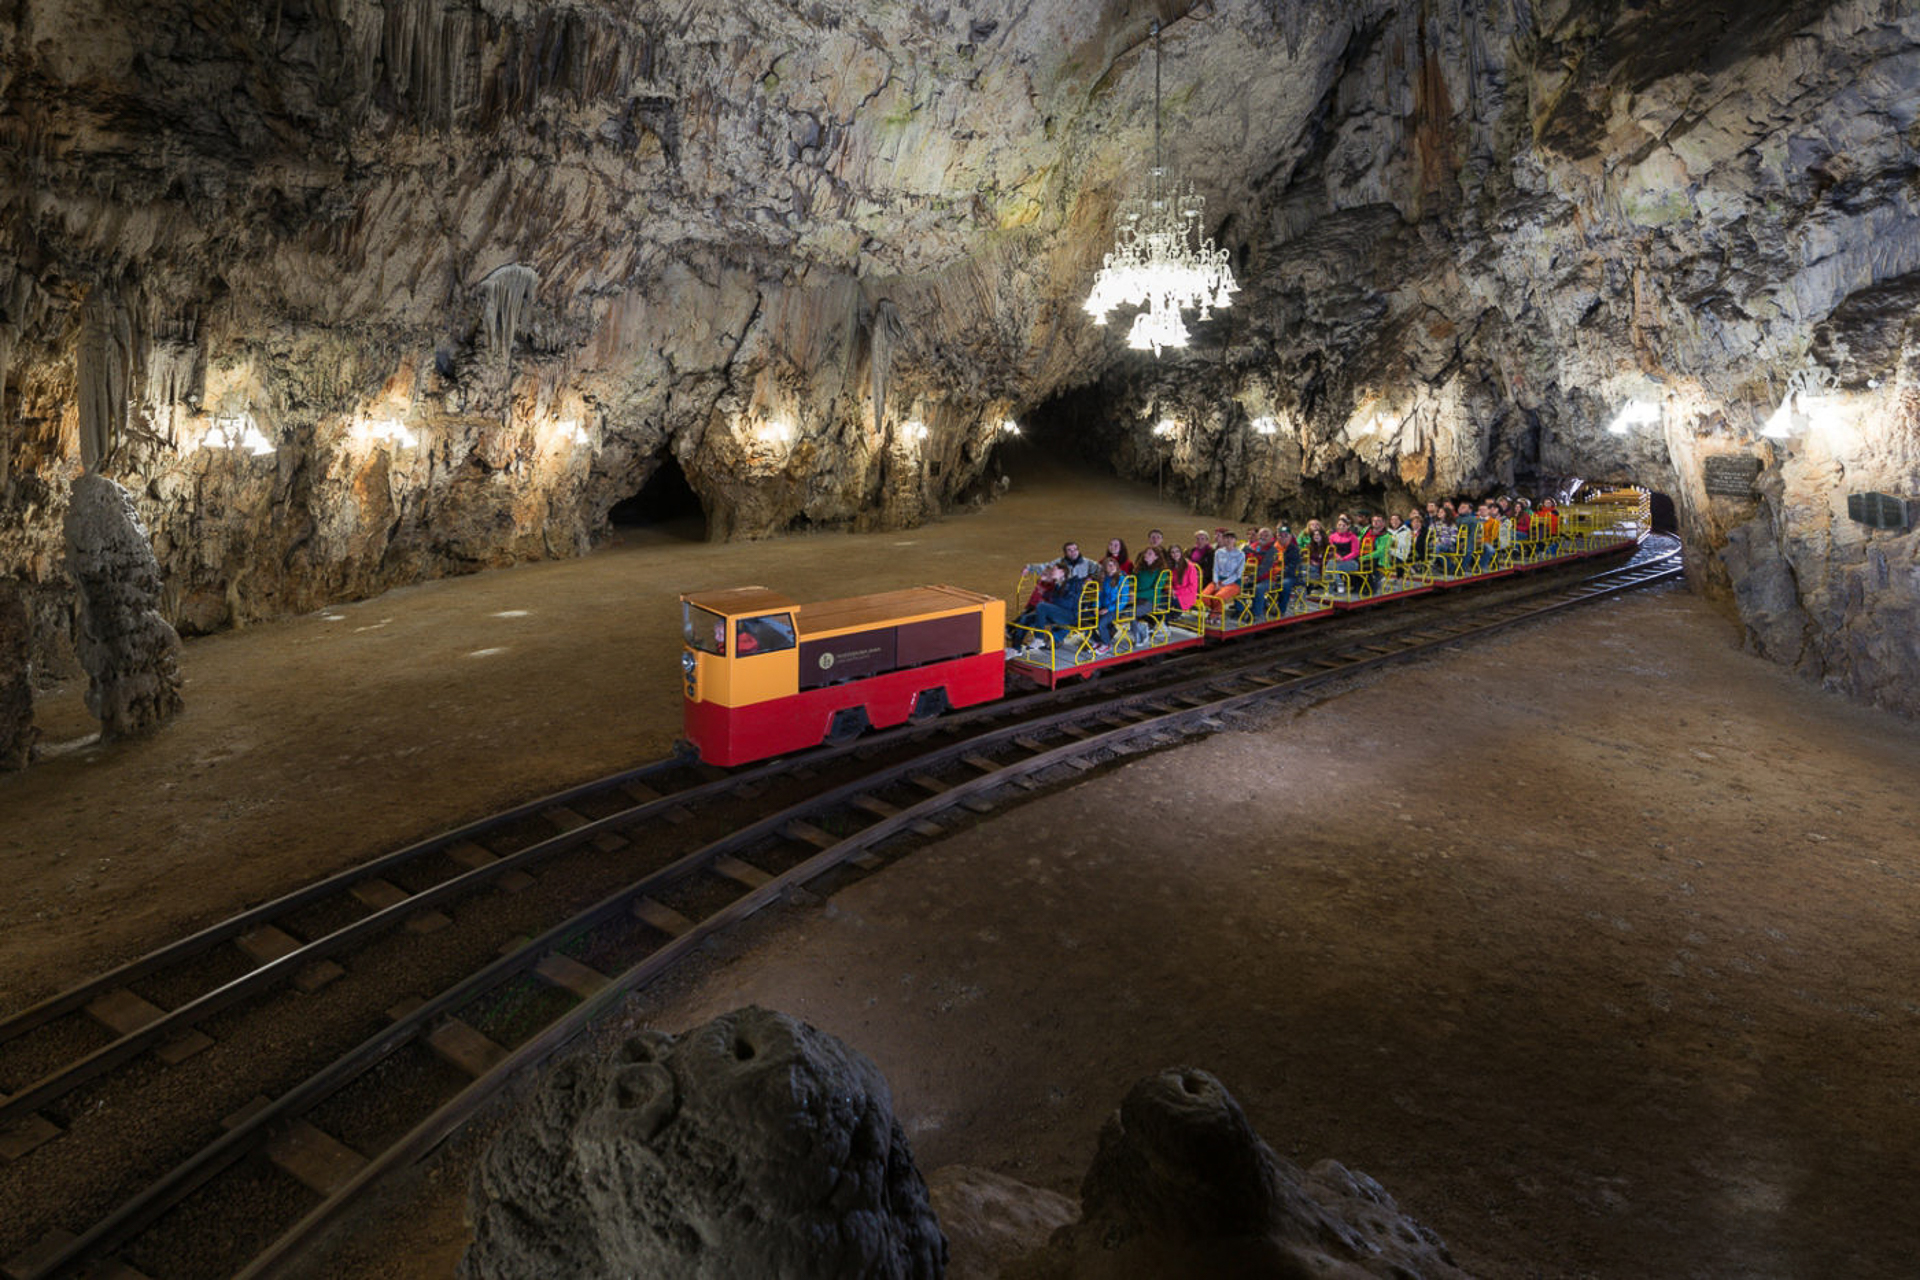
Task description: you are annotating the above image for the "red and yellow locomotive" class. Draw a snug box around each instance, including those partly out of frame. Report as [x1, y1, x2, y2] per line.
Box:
[680, 584, 1005, 766]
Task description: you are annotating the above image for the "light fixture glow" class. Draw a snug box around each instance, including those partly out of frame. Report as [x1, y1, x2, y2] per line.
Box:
[904, 420, 929, 441]
[1251, 416, 1279, 436]
[1081, 20, 1237, 357]
[356, 418, 418, 448]
[554, 418, 589, 445]
[1000, 419, 1021, 436]
[1152, 419, 1178, 438]
[1607, 399, 1660, 436]
[199, 413, 275, 456]
[757, 421, 794, 446]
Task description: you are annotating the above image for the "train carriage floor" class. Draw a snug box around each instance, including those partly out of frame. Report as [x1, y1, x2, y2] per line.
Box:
[7, 458, 1920, 1279]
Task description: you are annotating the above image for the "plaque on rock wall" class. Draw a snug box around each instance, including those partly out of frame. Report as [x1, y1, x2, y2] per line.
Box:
[1847, 492, 1913, 531]
[1702, 454, 1763, 498]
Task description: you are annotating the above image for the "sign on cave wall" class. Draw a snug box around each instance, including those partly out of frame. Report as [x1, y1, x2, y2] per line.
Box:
[1702, 454, 1763, 499]
[1847, 492, 1914, 531]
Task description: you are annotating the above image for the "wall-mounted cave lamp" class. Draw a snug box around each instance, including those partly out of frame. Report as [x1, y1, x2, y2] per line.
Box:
[1606, 399, 1661, 435]
[356, 418, 418, 448]
[999, 419, 1021, 437]
[1251, 416, 1279, 435]
[1762, 362, 1841, 440]
[197, 413, 275, 456]
[551, 418, 590, 447]
[1152, 419, 1178, 438]
[903, 420, 930, 443]
[755, 420, 794, 446]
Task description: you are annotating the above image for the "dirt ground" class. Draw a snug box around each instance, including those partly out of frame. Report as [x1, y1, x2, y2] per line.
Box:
[7, 455, 1920, 1278]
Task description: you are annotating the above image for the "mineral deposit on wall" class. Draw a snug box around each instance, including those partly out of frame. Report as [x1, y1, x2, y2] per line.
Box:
[1, 0, 1916, 714]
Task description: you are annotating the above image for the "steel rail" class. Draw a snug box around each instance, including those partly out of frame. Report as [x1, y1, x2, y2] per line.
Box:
[238, 537, 1682, 1278]
[25, 535, 1678, 1280]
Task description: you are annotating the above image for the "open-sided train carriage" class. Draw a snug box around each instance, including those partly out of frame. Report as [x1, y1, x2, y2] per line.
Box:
[681, 584, 1004, 765]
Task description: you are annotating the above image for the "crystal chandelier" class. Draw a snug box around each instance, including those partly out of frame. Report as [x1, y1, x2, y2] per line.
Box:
[1082, 20, 1236, 356]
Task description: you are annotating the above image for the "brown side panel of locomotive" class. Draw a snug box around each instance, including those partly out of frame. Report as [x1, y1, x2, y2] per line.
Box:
[895, 613, 981, 667]
[799, 628, 897, 689]
[797, 612, 983, 691]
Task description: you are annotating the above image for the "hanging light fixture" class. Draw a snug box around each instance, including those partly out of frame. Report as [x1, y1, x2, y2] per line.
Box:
[1082, 20, 1236, 356]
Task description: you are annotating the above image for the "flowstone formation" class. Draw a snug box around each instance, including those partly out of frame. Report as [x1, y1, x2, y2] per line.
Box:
[60, 474, 183, 740]
[1013, 1068, 1470, 1280]
[0, 578, 33, 768]
[460, 1007, 945, 1280]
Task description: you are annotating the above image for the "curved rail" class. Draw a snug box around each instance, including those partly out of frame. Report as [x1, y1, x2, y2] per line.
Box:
[6, 536, 1680, 1280]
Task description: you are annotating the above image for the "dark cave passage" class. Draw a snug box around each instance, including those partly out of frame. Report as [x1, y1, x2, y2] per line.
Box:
[610, 453, 705, 541]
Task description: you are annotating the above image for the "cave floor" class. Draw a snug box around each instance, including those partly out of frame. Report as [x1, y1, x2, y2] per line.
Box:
[7, 458, 1920, 1279]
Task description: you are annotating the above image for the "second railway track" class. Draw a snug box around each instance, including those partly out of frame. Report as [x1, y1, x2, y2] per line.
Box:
[0, 535, 1682, 1280]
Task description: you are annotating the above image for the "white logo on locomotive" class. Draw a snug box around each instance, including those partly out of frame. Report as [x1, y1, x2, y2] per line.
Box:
[818, 652, 835, 670]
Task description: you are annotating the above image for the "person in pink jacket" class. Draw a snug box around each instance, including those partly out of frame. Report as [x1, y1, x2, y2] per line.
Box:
[1165, 544, 1201, 611]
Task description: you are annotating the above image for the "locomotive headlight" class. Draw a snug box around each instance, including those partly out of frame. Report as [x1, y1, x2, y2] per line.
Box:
[681, 650, 698, 696]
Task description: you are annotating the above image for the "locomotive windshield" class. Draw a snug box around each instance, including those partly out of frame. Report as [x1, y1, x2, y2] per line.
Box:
[735, 613, 795, 655]
[683, 604, 727, 655]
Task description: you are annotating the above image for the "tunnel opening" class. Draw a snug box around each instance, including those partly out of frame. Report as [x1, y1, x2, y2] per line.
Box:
[610, 452, 706, 542]
[1024, 383, 1117, 476]
[1649, 490, 1678, 534]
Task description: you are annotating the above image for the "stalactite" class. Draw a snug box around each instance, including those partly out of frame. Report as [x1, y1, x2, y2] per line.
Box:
[144, 316, 199, 448]
[481, 263, 539, 360]
[78, 287, 133, 474]
[868, 299, 904, 428]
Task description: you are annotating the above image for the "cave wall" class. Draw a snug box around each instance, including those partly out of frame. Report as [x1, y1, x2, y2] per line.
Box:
[1, 0, 1916, 716]
[1069, 0, 1920, 716]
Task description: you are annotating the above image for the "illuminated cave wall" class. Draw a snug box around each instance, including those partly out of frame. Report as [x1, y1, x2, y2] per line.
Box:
[1, 0, 1916, 713]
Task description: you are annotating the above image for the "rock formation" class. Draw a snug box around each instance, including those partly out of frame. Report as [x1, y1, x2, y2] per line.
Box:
[1, 1, 1916, 713]
[460, 1006, 945, 1280]
[1014, 1067, 1470, 1280]
[60, 474, 183, 739]
[0, 578, 33, 768]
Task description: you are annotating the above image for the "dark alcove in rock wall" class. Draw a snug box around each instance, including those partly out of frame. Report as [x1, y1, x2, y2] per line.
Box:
[610, 453, 705, 542]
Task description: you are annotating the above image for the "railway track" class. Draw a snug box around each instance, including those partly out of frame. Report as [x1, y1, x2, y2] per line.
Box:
[0, 535, 1681, 1280]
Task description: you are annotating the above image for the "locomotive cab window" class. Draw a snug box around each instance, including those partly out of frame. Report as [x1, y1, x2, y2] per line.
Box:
[683, 604, 727, 655]
[735, 613, 796, 656]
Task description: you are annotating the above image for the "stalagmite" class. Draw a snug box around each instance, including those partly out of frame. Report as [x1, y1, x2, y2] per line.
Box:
[62, 473, 184, 739]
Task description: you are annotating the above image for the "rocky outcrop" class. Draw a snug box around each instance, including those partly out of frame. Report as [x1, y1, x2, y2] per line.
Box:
[2, 0, 1917, 714]
[60, 474, 182, 739]
[1016, 1067, 1470, 1280]
[0, 578, 33, 768]
[461, 1006, 945, 1280]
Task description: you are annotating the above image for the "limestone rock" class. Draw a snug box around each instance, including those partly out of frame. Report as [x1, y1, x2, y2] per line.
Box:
[0, 577, 33, 768]
[927, 1166, 1076, 1280]
[60, 474, 183, 739]
[461, 1006, 945, 1280]
[1020, 1067, 1469, 1280]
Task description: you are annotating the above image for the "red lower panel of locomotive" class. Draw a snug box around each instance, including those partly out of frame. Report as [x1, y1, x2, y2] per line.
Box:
[685, 652, 1004, 766]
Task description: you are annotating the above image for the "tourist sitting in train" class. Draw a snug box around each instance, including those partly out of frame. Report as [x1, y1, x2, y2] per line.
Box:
[1093, 556, 1134, 652]
[1189, 529, 1215, 586]
[1027, 540, 1095, 581]
[1247, 527, 1279, 618]
[1327, 515, 1359, 569]
[1166, 544, 1200, 613]
[1354, 513, 1392, 592]
[1105, 536, 1133, 573]
[1302, 519, 1330, 583]
[1275, 527, 1302, 616]
[1200, 531, 1246, 617]
[1387, 513, 1413, 577]
[1405, 512, 1429, 570]
[1134, 544, 1171, 627]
